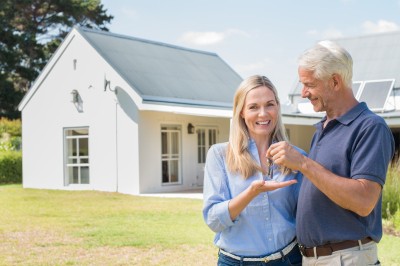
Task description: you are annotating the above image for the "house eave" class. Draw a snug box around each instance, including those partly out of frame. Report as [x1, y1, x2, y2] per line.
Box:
[142, 95, 232, 108]
[282, 112, 323, 125]
[140, 101, 233, 118]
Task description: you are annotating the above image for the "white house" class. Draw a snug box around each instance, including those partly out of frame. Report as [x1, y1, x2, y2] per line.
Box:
[281, 30, 400, 160]
[20, 27, 400, 196]
[18, 26, 242, 195]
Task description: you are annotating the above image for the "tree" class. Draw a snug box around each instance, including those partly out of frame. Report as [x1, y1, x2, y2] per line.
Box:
[0, 0, 113, 118]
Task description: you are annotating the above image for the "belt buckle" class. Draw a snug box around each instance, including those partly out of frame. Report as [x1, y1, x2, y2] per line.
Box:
[298, 244, 306, 256]
[263, 258, 269, 263]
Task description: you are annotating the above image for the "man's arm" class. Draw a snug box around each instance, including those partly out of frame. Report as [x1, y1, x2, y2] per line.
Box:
[267, 141, 381, 217]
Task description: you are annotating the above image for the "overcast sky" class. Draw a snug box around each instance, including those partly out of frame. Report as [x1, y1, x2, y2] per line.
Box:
[100, 0, 400, 102]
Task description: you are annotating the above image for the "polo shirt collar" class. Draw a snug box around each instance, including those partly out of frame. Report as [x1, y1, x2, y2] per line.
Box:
[315, 102, 367, 127]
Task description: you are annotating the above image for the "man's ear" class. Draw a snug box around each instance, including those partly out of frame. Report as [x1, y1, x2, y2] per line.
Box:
[331, 74, 341, 90]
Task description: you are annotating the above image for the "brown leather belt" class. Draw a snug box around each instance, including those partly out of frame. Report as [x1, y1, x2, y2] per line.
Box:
[299, 237, 373, 257]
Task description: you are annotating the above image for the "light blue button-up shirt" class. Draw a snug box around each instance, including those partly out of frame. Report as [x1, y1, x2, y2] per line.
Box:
[202, 140, 304, 256]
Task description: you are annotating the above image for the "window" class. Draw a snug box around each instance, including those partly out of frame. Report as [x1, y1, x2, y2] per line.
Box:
[197, 127, 217, 163]
[161, 125, 181, 184]
[65, 128, 89, 185]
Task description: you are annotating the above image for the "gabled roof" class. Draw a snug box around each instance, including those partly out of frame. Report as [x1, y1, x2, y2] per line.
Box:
[290, 30, 400, 97]
[19, 26, 243, 112]
[77, 26, 242, 108]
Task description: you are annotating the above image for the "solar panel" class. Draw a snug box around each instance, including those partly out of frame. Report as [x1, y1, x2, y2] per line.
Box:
[357, 79, 395, 112]
[352, 81, 363, 99]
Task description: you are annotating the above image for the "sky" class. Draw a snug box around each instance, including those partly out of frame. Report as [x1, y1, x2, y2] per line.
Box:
[100, 0, 400, 102]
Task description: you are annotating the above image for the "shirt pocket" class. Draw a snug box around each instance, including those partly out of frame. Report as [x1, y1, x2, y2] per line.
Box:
[244, 195, 268, 216]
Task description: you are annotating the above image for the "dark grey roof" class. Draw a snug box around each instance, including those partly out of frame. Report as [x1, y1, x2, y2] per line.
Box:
[290, 30, 400, 96]
[76, 26, 242, 108]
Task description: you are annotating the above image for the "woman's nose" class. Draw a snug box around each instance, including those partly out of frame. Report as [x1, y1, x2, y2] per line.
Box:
[259, 107, 267, 116]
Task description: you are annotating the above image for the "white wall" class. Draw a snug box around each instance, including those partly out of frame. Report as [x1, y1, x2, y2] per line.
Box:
[138, 111, 230, 193]
[114, 88, 140, 195]
[21, 31, 121, 192]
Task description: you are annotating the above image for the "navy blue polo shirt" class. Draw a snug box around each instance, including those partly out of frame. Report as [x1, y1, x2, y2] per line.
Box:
[296, 102, 394, 247]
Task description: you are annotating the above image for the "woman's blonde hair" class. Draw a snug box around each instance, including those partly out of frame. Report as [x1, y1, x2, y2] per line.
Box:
[226, 75, 291, 178]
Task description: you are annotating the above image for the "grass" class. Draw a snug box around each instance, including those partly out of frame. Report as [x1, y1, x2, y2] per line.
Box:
[0, 185, 217, 265]
[1, 184, 399, 265]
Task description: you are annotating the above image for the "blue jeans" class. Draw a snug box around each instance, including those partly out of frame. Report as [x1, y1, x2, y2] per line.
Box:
[217, 245, 302, 266]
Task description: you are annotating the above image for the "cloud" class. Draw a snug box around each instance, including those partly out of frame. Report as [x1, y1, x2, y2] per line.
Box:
[179, 29, 249, 45]
[321, 28, 344, 39]
[362, 20, 400, 34]
[305, 28, 343, 39]
[234, 58, 273, 76]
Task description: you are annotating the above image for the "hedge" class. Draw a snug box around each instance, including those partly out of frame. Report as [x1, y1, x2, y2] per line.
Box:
[0, 118, 21, 137]
[0, 151, 22, 184]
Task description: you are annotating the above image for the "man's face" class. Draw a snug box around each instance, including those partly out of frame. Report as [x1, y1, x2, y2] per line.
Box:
[299, 68, 334, 113]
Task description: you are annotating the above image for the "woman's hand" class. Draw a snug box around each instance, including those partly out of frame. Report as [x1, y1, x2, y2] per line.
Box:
[249, 179, 297, 195]
[228, 179, 297, 220]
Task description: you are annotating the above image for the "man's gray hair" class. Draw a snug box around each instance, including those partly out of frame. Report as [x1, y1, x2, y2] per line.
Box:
[298, 40, 353, 87]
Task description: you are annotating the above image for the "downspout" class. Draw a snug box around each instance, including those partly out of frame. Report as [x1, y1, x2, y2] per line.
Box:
[115, 102, 119, 192]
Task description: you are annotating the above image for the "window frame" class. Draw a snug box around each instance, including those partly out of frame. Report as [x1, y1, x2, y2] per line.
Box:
[197, 126, 218, 164]
[63, 127, 90, 186]
[161, 125, 182, 185]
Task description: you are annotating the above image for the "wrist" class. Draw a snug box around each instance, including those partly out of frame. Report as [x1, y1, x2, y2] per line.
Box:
[247, 181, 262, 197]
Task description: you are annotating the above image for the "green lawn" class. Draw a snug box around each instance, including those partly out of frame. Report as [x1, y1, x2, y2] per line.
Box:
[0, 184, 399, 265]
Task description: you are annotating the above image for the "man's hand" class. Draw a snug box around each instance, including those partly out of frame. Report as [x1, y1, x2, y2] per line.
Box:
[267, 141, 306, 171]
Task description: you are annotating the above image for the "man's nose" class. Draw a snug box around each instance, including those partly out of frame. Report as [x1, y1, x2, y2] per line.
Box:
[301, 86, 309, 98]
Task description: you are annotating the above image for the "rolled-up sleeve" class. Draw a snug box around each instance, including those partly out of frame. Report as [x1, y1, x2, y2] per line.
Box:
[202, 144, 236, 232]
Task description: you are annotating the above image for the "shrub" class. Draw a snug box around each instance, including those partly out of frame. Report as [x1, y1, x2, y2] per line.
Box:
[394, 209, 400, 229]
[383, 160, 400, 222]
[0, 118, 21, 151]
[0, 118, 21, 137]
[0, 151, 22, 184]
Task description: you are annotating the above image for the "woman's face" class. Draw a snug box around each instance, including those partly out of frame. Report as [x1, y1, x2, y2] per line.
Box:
[240, 86, 278, 140]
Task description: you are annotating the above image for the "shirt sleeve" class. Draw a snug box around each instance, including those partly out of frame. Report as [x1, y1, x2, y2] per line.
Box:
[202, 144, 236, 232]
[351, 121, 394, 185]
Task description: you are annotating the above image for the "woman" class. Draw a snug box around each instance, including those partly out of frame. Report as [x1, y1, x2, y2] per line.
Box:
[203, 75, 305, 265]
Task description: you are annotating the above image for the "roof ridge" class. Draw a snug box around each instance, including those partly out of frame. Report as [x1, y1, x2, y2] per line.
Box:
[74, 25, 218, 56]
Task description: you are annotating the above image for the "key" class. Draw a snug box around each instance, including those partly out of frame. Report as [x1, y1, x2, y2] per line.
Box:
[267, 158, 273, 179]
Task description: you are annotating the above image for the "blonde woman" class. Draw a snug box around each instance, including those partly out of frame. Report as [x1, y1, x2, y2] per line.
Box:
[203, 75, 305, 265]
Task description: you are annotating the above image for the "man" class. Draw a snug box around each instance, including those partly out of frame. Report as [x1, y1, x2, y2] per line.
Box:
[267, 40, 394, 265]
